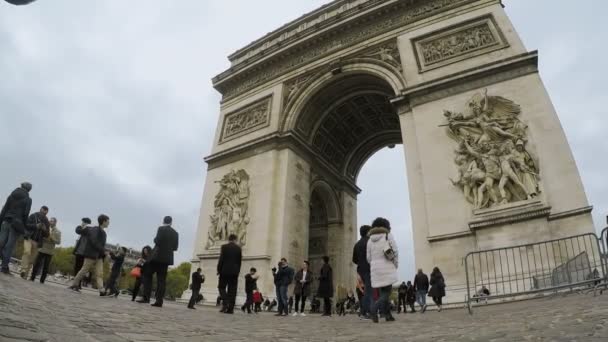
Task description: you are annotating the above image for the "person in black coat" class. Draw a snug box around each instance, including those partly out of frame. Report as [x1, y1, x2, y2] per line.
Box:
[352, 225, 371, 318]
[414, 268, 429, 313]
[73, 218, 91, 288]
[188, 268, 205, 309]
[139, 216, 179, 307]
[293, 260, 313, 316]
[428, 267, 446, 312]
[131, 245, 151, 301]
[405, 280, 416, 313]
[397, 281, 407, 313]
[241, 267, 259, 314]
[20, 206, 50, 279]
[103, 247, 127, 297]
[0, 182, 32, 275]
[217, 233, 242, 314]
[317, 256, 334, 316]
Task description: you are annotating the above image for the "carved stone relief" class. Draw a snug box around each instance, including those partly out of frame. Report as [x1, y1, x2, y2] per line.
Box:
[219, 0, 474, 100]
[206, 169, 251, 249]
[414, 16, 508, 71]
[442, 90, 541, 210]
[220, 96, 272, 143]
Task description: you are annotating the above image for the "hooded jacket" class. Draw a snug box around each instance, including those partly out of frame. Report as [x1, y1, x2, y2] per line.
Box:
[366, 227, 399, 288]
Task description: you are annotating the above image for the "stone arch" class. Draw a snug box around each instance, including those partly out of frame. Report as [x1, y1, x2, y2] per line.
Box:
[309, 179, 342, 223]
[281, 60, 406, 134]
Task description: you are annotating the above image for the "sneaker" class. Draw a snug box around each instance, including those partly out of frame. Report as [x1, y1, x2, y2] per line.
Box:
[421, 304, 427, 313]
[292, 312, 298, 317]
[300, 313, 306, 317]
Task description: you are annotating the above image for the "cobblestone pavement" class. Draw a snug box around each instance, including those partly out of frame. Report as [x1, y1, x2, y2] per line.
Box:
[1, 275, 607, 342]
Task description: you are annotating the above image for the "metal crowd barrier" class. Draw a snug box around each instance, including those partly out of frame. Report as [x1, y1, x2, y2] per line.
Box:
[464, 231, 608, 314]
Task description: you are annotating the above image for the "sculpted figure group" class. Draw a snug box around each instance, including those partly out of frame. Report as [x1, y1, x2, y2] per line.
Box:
[207, 170, 251, 249]
[444, 90, 540, 209]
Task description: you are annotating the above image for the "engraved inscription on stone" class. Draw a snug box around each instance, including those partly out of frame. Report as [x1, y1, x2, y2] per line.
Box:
[442, 90, 540, 210]
[220, 96, 272, 142]
[414, 16, 507, 71]
[206, 169, 251, 249]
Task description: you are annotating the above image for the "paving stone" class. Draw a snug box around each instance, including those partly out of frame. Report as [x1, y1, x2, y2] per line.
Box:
[1, 275, 608, 341]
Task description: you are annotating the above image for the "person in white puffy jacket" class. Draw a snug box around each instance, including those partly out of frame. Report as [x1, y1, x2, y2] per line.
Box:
[366, 217, 398, 323]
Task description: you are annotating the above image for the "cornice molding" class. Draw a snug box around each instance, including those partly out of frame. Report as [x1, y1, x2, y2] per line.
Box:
[213, 0, 479, 100]
[547, 206, 593, 222]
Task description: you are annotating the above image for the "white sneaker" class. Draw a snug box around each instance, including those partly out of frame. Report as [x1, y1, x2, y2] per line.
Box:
[300, 313, 306, 317]
[292, 312, 298, 317]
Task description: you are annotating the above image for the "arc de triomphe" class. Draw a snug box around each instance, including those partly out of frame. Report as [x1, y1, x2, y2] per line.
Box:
[189, 0, 594, 301]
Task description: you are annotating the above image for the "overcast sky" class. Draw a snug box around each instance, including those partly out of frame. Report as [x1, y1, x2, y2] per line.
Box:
[1, 1, 606, 281]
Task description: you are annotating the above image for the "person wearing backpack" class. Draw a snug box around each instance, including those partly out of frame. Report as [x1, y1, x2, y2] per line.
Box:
[366, 217, 398, 323]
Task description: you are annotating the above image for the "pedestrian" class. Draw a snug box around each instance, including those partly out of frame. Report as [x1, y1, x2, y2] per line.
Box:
[103, 247, 127, 297]
[0, 182, 33, 275]
[413, 268, 429, 313]
[188, 267, 205, 309]
[352, 225, 372, 319]
[317, 255, 334, 317]
[216, 234, 242, 314]
[73, 218, 91, 288]
[405, 281, 416, 313]
[241, 267, 259, 314]
[253, 289, 263, 313]
[68, 214, 109, 295]
[428, 267, 446, 312]
[30, 217, 61, 283]
[367, 217, 398, 323]
[131, 245, 151, 301]
[272, 257, 295, 316]
[293, 260, 312, 317]
[397, 281, 407, 313]
[139, 216, 179, 308]
[21, 206, 50, 279]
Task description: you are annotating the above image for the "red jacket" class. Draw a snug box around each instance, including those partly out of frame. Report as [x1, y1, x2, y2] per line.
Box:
[253, 292, 262, 303]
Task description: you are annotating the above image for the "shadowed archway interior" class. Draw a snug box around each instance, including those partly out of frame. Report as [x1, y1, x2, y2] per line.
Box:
[294, 73, 402, 181]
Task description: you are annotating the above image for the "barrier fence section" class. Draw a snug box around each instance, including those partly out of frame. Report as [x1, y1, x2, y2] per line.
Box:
[464, 232, 608, 314]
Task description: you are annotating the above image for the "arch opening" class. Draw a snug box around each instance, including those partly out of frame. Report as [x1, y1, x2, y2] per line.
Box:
[293, 72, 403, 181]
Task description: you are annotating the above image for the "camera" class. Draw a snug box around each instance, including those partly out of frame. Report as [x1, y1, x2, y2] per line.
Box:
[272, 267, 277, 273]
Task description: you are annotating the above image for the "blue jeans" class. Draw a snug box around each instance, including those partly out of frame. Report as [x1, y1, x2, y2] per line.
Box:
[359, 271, 373, 316]
[278, 285, 289, 314]
[0, 221, 21, 271]
[416, 290, 427, 307]
[371, 285, 392, 317]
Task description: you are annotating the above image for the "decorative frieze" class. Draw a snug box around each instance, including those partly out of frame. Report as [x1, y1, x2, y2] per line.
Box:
[220, 96, 272, 143]
[413, 15, 508, 72]
[218, 0, 475, 100]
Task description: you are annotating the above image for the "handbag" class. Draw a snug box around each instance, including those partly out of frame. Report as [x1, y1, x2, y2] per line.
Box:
[130, 266, 142, 278]
[383, 234, 396, 261]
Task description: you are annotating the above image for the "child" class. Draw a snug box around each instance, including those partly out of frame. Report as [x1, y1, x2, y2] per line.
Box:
[253, 289, 263, 313]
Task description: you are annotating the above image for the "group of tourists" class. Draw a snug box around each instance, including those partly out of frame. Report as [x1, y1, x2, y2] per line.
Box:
[0, 182, 181, 309]
[0, 182, 60, 282]
[209, 216, 447, 322]
[1, 182, 447, 318]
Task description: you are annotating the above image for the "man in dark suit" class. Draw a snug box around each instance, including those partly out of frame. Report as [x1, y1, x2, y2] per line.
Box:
[139, 216, 179, 307]
[187, 268, 204, 309]
[217, 233, 242, 314]
[0, 182, 32, 275]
